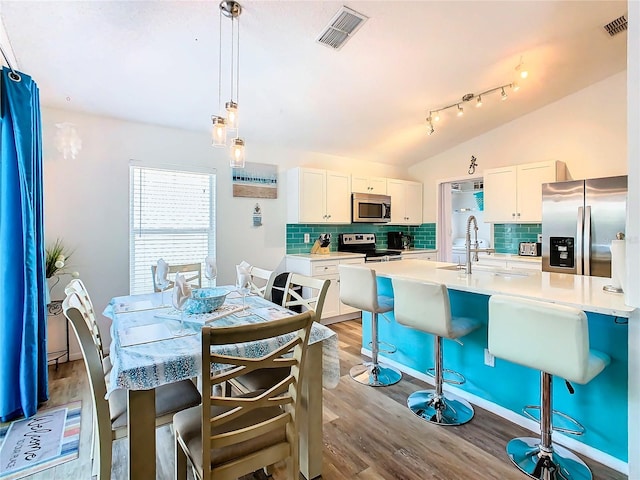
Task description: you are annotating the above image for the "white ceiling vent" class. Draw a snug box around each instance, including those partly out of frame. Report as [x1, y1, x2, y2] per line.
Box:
[316, 6, 368, 50]
[603, 15, 627, 36]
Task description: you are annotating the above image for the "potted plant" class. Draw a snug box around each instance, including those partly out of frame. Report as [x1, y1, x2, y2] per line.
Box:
[45, 239, 77, 304]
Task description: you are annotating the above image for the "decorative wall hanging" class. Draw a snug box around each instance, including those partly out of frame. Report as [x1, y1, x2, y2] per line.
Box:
[231, 162, 277, 198]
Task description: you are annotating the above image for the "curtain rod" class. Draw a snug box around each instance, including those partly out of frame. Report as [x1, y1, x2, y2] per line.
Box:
[0, 43, 20, 81]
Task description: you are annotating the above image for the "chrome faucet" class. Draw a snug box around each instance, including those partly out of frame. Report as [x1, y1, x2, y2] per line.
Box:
[465, 215, 495, 274]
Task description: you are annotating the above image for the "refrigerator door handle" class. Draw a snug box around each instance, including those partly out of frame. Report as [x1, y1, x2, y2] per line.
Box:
[583, 205, 591, 276]
[576, 206, 584, 275]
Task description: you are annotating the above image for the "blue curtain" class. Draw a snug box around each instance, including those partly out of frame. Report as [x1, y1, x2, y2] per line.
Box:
[0, 66, 48, 421]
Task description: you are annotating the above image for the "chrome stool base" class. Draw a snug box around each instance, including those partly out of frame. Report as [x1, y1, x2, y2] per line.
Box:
[350, 362, 402, 387]
[507, 437, 592, 480]
[407, 389, 474, 426]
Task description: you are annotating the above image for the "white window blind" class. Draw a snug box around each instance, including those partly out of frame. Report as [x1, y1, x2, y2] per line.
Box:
[129, 165, 216, 294]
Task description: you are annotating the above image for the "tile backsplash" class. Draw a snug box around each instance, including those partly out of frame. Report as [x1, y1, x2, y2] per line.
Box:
[493, 223, 541, 254]
[286, 223, 436, 254]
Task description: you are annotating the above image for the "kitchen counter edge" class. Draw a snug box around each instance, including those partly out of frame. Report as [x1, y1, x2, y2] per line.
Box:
[371, 259, 634, 318]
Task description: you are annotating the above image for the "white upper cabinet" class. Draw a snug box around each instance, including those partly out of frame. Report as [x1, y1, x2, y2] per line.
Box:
[351, 175, 388, 194]
[287, 168, 351, 224]
[387, 179, 423, 225]
[483, 160, 566, 223]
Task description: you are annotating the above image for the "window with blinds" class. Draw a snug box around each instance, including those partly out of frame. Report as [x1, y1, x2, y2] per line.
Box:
[129, 165, 216, 294]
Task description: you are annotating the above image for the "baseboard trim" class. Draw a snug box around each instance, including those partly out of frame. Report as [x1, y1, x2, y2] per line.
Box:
[361, 347, 629, 475]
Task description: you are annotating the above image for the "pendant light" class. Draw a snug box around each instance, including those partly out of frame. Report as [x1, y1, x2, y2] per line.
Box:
[211, 115, 227, 147]
[230, 138, 245, 167]
[211, 1, 246, 167]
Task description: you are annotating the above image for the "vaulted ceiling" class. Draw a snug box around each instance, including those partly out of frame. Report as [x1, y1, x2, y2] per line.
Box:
[0, 1, 628, 166]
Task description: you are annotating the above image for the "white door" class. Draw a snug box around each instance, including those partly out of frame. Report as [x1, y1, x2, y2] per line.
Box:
[404, 182, 423, 224]
[325, 171, 351, 223]
[516, 162, 556, 222]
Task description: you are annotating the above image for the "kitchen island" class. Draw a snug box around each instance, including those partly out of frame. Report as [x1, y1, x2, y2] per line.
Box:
[358, 259, 633, 473]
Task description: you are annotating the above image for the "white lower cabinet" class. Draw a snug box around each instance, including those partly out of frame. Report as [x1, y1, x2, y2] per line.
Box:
[399, 250, 437, 261]
[476, 255, 541, 271]
[286, 255, 365, 322]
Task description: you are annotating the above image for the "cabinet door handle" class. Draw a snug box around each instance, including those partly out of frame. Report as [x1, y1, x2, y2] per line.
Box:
[517, 212, 521, 217]
[512, 213, 516, 218]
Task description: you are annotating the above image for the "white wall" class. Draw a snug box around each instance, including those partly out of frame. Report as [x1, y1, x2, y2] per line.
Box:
[41, 107, 410, 354]
[625, 1, 639, 477]
[410, 71, 628, 222]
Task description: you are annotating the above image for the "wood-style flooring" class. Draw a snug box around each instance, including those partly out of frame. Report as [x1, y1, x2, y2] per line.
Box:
[10, 319, 626, 479]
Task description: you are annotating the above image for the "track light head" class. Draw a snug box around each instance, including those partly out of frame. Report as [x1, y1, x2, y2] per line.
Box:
[501, 88, 508, 101]
[476, 96, 483, 108]
[457, 104, 464, 116]
[515, 56, 528, 79]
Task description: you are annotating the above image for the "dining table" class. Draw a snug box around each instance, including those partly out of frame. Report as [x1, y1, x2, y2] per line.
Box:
[102, 287, 340, 480]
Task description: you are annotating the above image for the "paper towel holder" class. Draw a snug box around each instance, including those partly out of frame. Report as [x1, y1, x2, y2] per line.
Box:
[603, 232, 625, 293]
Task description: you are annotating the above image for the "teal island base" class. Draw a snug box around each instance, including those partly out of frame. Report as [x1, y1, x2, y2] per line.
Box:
[359, 276, 628, 472]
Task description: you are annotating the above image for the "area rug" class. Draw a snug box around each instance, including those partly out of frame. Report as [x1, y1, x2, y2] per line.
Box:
[0, 401, 81, 479]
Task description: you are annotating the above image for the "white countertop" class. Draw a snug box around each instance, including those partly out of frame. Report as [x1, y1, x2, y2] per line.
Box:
[371, 259, 634, 318]
[287, 252, 365, 261]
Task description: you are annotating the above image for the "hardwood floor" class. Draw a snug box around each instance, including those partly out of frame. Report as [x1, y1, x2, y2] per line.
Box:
[11, 319, 626, 479]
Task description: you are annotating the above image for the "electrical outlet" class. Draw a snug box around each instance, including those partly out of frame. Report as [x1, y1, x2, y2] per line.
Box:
[484, 348, 495, 367]
[304, 233, 310, 244]
[537, 233, 543, 243]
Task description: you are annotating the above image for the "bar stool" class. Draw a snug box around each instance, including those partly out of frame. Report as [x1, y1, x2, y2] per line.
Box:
[392, 277, 481, 426]
[338, 264, 402, 387]
[488, 295, 611, 480]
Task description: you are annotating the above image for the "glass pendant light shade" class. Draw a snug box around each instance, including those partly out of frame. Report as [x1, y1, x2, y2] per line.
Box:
[230, 138, 245, 168]
[211, 116, 227, 147]
[225, 101, 239, 129]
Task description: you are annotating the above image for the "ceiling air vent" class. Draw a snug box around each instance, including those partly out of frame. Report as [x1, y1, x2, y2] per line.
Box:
[603, 15, 627, 36]
[316, 6, 368, 50]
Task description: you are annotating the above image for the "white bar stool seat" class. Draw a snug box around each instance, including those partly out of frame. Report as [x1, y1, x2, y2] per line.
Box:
[488, 295, 611, 480]
[339, 264, 402, 387]
[392, 277, 481, 426]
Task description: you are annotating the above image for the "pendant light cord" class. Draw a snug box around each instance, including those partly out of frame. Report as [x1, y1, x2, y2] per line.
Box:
[230, 14, 235, 103]
[217, 10, 222, 113]
[236, 15, 240, 107]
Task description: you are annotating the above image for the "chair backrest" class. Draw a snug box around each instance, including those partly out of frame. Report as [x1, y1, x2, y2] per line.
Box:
[488, 295, 592, 383]
[282, 273, 330, 319]
[338, 264, 380, 312]
[62, 291, 112, 480]
[201, 310, 314, 479]
[151, 262, 202, 292]
[248, 266, 276, 301]
[392, 277, 453, 338]
[64, 278, 108, 361]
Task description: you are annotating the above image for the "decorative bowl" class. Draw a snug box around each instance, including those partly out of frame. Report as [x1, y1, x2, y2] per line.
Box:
[184, 288, 228, 315]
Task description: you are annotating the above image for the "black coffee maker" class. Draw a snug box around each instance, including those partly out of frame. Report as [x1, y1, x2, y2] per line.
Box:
[388, 231, 411, 250]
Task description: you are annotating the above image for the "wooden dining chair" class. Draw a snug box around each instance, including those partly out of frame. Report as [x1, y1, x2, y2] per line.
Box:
[64, 278, 112, 374]
[281, 273, 330, 317]
[151, 262, 202, 292]
[227, 273, 329, 395]
[248, 265, 276, 301]
[173, 310, 315, 480]
[62, 290, 202, 480]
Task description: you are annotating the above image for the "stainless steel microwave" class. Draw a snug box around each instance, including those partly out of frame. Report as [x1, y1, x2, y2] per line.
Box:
[351, 193, 391, 223]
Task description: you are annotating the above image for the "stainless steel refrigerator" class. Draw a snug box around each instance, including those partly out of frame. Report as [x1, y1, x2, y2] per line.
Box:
[541, 175, 627, 277]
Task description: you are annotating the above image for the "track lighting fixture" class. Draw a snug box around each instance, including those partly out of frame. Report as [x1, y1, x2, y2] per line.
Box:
[424, 55, 529, 136]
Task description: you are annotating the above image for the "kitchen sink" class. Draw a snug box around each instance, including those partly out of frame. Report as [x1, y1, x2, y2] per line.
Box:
[437, 264, 530, 277]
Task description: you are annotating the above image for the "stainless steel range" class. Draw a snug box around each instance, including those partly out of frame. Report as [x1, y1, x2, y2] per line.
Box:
[338, 233, 402, 262]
